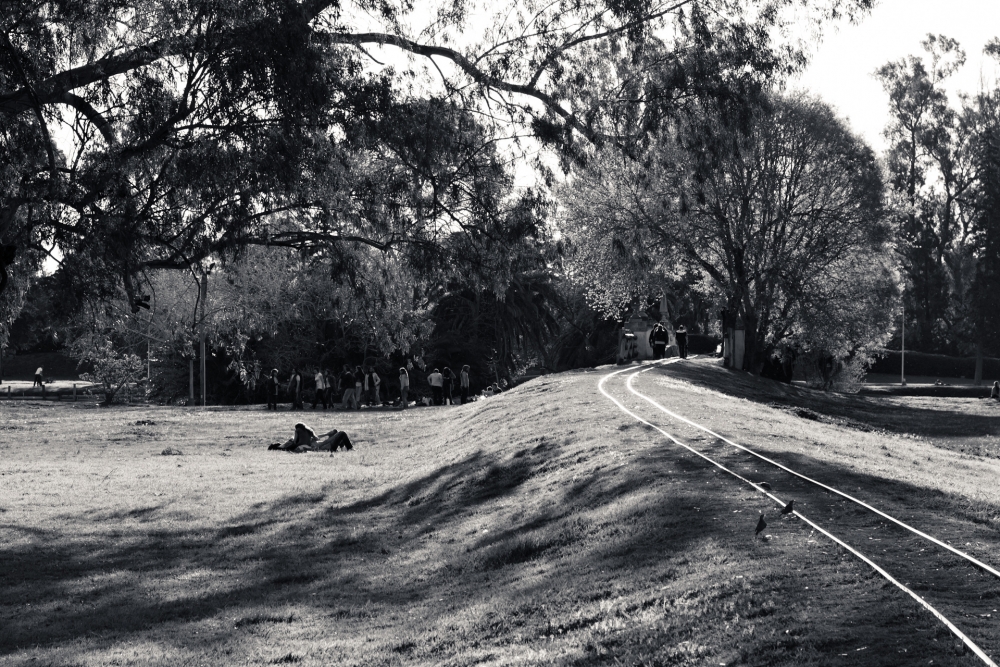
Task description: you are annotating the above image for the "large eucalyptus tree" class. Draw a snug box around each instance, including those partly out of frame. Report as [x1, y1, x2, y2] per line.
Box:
[0, 0, 875, 353]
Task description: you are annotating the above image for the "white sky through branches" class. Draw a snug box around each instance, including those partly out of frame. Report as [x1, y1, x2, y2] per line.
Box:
[792, 0, 1000, 153]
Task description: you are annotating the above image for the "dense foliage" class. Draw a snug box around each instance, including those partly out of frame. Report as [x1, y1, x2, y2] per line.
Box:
[0, 0, 887, 395]
[875, 35, 1000, 375]
[561, 95, 898, 380]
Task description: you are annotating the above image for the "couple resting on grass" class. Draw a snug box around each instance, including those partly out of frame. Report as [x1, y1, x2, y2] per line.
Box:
[268, 423, 353, 454]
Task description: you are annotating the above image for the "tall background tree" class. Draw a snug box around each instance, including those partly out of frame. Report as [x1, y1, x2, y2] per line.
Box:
[560, 94, 897, 382]
[876, 35, 979, 356]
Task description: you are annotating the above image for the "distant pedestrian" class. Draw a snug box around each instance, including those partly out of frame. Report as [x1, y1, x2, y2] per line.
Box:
[992, 381, 999, 400]
[353, 366, 364, 408]
[266, 369, 280, 410]
[323, 368, 340, 408]
[460, 365, 471, 404]
[364, 366, 381, 406]
[649, 324, 668, 360]
[33, 366, 43, 388]
[675, 325, 688, 359]
[340, 365, 358, 409]
[428, 368, 444, 405]
[442, 367, 455, 405]
[287, 368, 303, 409]
[399, 367, 409, 408]
[313, 368, 328, 409]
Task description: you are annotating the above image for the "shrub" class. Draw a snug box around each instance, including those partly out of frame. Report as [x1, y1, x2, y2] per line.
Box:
[75, 338, 145, 404]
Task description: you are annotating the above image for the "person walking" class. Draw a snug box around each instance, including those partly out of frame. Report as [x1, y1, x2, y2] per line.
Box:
[340, 365, 358, 409]
[364, 366, 381, 406]
[287, 368, 303, 409]
[460, 365, 471, 404]
[266, 368, 280, 410]
[992, 381, 999, 400]
[33, 366, 44, 388]
[650, 324, 669, 360]
[399, 367, 409, 409]
[442, 367, 455, 405]
[427, 368, 444, 405]
[313, 368, 328, 409]
[675, 324, 689, 359]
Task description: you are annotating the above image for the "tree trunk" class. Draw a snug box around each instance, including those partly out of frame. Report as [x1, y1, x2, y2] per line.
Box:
[742, 312, 764, 374]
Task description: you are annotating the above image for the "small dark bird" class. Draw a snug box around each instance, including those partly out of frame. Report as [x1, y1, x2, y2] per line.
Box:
[781, 500, 795, 515]
[755, 514, 767, 537]
[757, 482, 772, 491]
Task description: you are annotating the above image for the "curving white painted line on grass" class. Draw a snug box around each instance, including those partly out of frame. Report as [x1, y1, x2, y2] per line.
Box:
[597, 362, 998, 667]
[626, 364, 1000, 581]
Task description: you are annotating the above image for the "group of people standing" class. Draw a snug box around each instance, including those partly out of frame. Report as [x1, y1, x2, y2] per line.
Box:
[265, 365, 383, 411]
[424, 365, 470, 406]
[264, 362, 474, 410]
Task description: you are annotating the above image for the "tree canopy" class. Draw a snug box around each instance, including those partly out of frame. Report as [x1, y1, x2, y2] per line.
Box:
[561, 94, 897, 377]
[0, 0, 881, 393]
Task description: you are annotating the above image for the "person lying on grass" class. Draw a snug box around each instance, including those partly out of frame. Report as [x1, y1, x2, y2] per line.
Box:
[268, 423, 353, 454]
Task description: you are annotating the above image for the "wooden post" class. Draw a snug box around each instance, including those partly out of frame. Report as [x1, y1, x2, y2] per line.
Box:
[189, 357, 194, 403]
[901, 295, 906, 386]
[73, 383, 77, 402]
[199, 270, 207, 407]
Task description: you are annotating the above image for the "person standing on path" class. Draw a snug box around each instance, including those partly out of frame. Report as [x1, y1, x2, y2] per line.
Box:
[675, 325, 688, 359]
[399, 367, 409, 408]
[460, 365, 470, 404]
[266, 369, 280, 409]
[354, 366, 364, 408]
[33, 366, 44, 388]
[287, 368, 303, 409]
[324, 368, 335, 408]
[442, 367, 455, 405]
[364, 366, 381, 406]
[340, 365, 357, 409]
[428, 368, 444, 405]
[313, 368, 328, 409]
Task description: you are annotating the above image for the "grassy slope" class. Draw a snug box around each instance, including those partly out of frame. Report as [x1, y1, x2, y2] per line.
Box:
[2, 361, 997, 666]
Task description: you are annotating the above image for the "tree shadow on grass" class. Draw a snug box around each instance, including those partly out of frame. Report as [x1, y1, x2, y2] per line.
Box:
[2, 428, 992, 665]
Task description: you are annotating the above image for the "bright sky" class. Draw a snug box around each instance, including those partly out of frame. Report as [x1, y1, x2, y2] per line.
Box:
[792, 0, 1000, 153]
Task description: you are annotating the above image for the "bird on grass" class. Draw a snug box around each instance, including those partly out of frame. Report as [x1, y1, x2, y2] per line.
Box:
[757, 482, 772, 491]
[781, 500, 795, 516]
[755, 514, 767, 538]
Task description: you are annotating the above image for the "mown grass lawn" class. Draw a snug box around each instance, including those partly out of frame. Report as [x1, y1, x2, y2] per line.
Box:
[2, 361, 999, 666]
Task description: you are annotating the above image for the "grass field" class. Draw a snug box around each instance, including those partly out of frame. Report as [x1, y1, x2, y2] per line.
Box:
[3, 359, 1000, 666]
